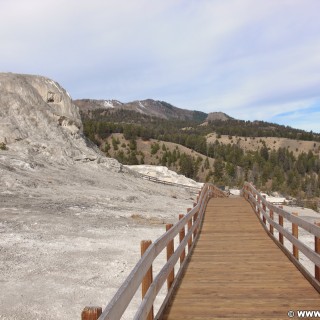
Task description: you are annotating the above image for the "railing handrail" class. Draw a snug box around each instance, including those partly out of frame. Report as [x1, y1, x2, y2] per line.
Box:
[242, 182, 320, 292]
[95, 184, 226, 320]
[243, 183, 320, 238]
[134, 185, 213, 320]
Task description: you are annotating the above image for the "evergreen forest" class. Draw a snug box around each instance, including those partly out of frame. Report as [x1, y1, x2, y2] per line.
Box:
[80, 108, 320, 205]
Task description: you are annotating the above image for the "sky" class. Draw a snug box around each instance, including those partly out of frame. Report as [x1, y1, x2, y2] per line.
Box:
[1, 0, 320, 133]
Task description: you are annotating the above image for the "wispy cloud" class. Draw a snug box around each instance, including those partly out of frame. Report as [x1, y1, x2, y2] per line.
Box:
[270, 103, 320, 133]
[1, 0, 319, 132]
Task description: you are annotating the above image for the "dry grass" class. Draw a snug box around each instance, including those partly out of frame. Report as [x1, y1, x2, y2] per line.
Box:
[207, 133, 320, 156]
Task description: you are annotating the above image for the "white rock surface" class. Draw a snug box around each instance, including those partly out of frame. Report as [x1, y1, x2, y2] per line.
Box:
[125, 165, 203, 188]
[0, 73, 196, 320]
[0, 73, 118, 167]
[260, 193, 287, 204]
[229, 189, 241, 196]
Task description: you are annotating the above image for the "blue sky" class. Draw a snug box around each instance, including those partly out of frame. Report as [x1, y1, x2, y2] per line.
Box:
[1, 0, 320, 133]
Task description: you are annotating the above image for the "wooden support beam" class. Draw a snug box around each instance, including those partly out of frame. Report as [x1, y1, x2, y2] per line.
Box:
[279, 206, 284, 245]
[187, 208, 192, 252]
[193, 211, 198, 238]
[166, 224, 174, 290]
[269, 209, 274, 235]
[81, 307, 102, 320]
[141, 240, 154, 320]
[292, 212, 299, 260]
[315, 222, 320, 282]
[262, 195, 266, 225]
[179, 214, 186, 264]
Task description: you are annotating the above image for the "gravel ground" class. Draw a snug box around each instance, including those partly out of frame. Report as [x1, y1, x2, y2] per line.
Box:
[0, 73, 197, 319]
[0, 159, 197, 320]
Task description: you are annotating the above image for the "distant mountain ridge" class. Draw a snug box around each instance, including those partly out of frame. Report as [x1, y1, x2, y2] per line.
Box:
[76, 98, 320, 142]
[74, 98, 211, 122]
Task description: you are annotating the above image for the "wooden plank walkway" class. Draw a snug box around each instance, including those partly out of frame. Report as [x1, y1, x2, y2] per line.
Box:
[162, 197, 320, 320]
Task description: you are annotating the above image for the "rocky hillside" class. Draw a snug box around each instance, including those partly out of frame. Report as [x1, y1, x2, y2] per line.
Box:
[206, 112, 233, 122]
[0, 74, 197, 319]
[0, 73, 119, 167]
[74, 98, 208, 121]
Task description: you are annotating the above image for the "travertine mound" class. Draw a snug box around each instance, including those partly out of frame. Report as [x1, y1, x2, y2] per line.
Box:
[0, 73, 119, 166]
[0, 74, 196, 320]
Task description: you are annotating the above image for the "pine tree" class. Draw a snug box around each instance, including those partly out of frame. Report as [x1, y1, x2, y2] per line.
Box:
[213, 158, 224, 183]
[204, 157, 210, 169]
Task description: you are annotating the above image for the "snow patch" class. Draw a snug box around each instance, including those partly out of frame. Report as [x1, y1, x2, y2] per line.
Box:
[138, 101, 146, 109]
[137, 101, 146, 114]
[104, 100, 114, 108]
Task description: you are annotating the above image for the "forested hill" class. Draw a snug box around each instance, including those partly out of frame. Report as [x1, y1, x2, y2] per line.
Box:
[79, 105, 320, 142]
[208, 119, 320, 141]
[79, 105, 320, 204]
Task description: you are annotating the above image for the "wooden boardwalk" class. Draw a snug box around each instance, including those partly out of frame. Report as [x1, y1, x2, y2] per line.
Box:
[162, 197, 320, 320]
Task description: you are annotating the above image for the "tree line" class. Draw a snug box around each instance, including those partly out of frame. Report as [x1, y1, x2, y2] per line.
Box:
[208, 119, 320, 141]
[81, 109, 320, 199]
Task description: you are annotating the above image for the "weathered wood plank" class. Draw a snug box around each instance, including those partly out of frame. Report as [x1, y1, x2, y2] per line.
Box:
[162, 198, 320, 320]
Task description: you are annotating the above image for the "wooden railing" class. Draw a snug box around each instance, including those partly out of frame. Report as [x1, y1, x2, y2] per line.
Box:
[82, 184, 227, 320]
[242, 182, 320, 292]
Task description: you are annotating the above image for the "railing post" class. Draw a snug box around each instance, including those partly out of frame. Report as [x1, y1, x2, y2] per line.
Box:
[141, 240, 154, 320]
[166, 224, 174, 290]
[187, 208, 192, 252]
[179, 214, 186, 264]
[243, 185, 246, 199]
[257, 196, 261, 218]
[81, 307, 102, 320]
[262, 195, 266, 225]
[279, 206, 284, 245]
[269, 209, 274, 235]
[292, 212, 299, 260]
[193, 210, 199, 238]
[315, 222, 320, 282]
